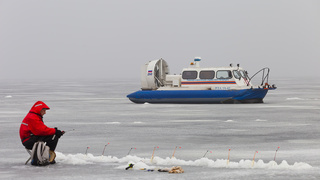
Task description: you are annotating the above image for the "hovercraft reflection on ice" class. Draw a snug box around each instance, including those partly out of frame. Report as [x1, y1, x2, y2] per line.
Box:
[127, 57, 276, 104]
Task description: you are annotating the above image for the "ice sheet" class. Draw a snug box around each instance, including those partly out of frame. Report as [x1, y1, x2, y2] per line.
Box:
[0, 77, 319, 179]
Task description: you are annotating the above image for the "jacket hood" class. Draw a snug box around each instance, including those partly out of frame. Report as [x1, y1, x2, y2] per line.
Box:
[30, 101, 50, 114]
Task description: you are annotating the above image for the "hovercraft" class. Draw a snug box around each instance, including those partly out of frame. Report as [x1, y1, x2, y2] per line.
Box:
[127, 57, 276, 104]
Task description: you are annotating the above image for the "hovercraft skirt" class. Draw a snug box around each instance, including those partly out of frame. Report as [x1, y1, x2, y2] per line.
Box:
[127, 89, 268, 104]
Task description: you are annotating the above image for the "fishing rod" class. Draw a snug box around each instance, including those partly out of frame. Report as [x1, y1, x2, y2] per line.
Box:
[171, 146, 181, 159]
[102, 143, 110, 156]
[252, 151, 258, 167]
[85, 147, 90, 155]
[151, 146, 159, 163]
[127, 147, 136, 155]
[227, 149, 231, 165]
[203, 150, 212, 158]
[52, 129, 75, 140]
[274, 147, 280, 161]
[65, 129, 75, 133]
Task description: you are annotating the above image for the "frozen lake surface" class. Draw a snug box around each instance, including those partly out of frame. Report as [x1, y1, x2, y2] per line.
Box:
[0, 77, 319, 179]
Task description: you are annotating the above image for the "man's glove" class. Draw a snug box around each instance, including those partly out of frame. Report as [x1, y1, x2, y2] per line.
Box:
[55, 128, 64, 138]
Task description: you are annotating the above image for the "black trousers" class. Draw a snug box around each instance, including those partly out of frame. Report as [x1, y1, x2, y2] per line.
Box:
[23, 135, 60, 151]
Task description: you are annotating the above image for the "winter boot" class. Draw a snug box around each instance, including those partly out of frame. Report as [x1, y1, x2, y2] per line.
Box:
[49, 150, 56, 164]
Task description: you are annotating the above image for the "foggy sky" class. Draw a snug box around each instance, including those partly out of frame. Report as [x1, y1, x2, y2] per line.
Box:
[0, 0, 319, 80]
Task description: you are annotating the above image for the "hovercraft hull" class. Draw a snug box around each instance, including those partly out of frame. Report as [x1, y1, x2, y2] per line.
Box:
[127, 88, 269, 104]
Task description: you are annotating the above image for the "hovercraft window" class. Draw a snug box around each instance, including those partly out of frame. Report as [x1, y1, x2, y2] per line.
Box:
[240, 70, 249, 79]
[233, 70, 241, 79]
[200, 71, 215, 79]
[182, 71, 198, 79]
[217, 70, 232, 79]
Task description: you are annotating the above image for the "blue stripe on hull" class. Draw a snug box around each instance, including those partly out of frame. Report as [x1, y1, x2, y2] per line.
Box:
[127, 89, 269, 104]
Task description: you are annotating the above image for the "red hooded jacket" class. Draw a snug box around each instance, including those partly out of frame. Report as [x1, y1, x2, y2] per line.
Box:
[19, 101, 56, 143]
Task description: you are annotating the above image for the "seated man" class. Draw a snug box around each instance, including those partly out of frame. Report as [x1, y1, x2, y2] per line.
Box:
[19, 101, 64, 161]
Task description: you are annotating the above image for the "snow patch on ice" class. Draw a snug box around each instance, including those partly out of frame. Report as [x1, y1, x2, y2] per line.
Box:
[255, 119, 267, 122]
[133, 121, 143, 124]
[56, 153, 95, 165]
[225, 120, 235, 122]
[228, 129, 247, 132]
[172, 120, 219, 123]
[4, 95, 12, 98]
[55, 152, 312, 170]
[286, 97, 304, 101]
[105, 122, 121, 125]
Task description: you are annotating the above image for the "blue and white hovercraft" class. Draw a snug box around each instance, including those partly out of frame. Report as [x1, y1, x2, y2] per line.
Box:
[127, 57, 276, 104]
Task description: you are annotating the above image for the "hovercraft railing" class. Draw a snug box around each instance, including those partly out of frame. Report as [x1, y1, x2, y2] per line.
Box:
[248, 67, 272, 87]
